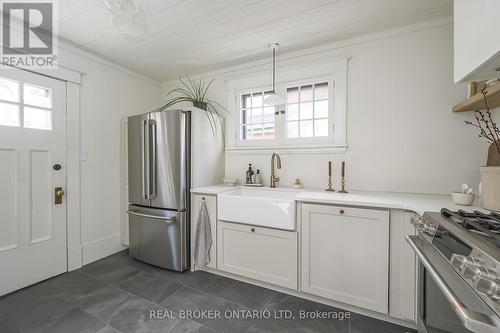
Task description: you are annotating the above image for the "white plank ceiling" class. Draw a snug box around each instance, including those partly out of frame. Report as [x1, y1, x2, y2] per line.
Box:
[56, 0, 452, 82]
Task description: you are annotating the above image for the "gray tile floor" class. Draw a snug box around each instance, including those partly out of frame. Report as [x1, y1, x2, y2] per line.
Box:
[0, 250, 415, 333]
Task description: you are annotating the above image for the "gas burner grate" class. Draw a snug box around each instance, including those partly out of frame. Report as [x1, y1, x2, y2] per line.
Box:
[441, 208, 500, 247]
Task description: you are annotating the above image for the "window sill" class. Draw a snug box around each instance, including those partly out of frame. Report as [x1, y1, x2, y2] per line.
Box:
[225, 145, 347, 155]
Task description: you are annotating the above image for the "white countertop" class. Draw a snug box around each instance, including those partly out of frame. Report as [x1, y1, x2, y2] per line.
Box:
[191, 185, 484, 216]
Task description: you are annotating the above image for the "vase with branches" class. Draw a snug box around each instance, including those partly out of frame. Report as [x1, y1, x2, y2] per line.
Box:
[465, 87, 500, 166]
[159, 75, 227, 137]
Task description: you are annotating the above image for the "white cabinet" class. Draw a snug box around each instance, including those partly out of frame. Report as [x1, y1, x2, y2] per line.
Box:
[217, 221, 298, 289]
[389, 210, 416, 322]
[191, 194, 217, 270]
[301, 204, 390, 314]
[454, 0, 500, 82]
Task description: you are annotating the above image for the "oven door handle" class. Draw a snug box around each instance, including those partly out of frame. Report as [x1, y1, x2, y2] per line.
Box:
[406, 235, 500, 333]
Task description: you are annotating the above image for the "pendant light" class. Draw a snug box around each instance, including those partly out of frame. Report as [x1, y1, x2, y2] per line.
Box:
[264, 43, 285, 106]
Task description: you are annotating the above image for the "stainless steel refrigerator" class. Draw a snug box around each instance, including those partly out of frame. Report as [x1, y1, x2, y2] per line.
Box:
[127, 109, 190, 271]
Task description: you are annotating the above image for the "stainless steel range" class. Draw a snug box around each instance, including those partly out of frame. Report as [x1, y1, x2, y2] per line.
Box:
[407, 209, 500, 333]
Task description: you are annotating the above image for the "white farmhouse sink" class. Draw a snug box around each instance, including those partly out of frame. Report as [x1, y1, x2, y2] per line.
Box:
[218, 187, 302, 230]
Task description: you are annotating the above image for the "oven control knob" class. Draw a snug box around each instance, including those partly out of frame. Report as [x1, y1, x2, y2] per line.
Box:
[422, 222, 437, 235]
[475, 277, 500, 301]
[451, 254, 468, 271]
[410, 216, 425, 229]
[463, 265, 497, 281]
[451, 255, 482, 272]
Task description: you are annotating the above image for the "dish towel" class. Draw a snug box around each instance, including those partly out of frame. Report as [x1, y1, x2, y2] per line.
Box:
[194, 200, 212, 267]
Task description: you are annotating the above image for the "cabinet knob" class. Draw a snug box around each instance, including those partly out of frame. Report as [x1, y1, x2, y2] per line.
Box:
[339, 209, 345, 215]
[251, 228, 255, 232]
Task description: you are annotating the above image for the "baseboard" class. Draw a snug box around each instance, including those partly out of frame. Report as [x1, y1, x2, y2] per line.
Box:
[198, 267, 416, 330]
[67, 246, 82, 271]
[81, 233, 127, 265]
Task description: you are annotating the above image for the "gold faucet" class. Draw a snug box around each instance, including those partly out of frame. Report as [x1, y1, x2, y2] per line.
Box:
[270, 152, 282, 188]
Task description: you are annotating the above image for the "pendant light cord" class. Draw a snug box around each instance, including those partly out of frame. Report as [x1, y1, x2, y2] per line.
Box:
[272, 47, 276, 93]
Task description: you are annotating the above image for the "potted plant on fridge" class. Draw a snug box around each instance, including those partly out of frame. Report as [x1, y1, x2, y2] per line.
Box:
[465, 88, 500, 211]
[158, 75, 226, 137]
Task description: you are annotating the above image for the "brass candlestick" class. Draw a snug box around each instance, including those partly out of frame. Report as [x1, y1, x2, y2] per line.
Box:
[325, 161, 335, 191]
[338, 161, 348, 193]
[338, 176, 348, 193]
[325, 176, 335, 192]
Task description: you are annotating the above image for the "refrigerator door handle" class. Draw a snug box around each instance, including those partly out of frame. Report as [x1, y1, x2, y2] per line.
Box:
[142, 119, 150, 199]
[150, 120, 157, 199]
[127, 210, 175, 223]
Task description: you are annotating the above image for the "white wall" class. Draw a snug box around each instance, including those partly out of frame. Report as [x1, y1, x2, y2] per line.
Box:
[58, 45, 161, 265]
[163, 22, 488, 195]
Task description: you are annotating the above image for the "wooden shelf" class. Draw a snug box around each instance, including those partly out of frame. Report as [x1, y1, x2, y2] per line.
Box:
[453, 81, 500, 112]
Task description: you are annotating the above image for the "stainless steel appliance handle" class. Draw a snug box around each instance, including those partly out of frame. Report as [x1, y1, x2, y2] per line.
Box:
[150, 120, 157, 199]
[406, 236, 500, 333]
[127, 210, 175, 223]
[142, 120, 149, 199]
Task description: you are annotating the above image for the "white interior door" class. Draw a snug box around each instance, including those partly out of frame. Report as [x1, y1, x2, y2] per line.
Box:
[0, 68, 67, 296]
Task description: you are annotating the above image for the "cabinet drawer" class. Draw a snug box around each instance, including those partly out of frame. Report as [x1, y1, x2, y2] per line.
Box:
[217, 221, 298, 289]
[191, 194, 217, 269]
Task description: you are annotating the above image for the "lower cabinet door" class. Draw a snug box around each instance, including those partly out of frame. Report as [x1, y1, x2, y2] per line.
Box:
[217, 221, 298, 289]
[301, 204, 390, 314]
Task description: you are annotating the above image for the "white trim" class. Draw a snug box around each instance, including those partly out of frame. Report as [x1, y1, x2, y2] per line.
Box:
[121, 117, 129, 246]
[81, 233, 126, 265]
[29, 65, 82, 84]
[67, 246, 82, 271]
[225, 145, 347, 155]
[66, 82, 82, 271]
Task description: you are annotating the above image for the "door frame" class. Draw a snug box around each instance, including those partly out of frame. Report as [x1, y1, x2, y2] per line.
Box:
[9, 65, 84, 271]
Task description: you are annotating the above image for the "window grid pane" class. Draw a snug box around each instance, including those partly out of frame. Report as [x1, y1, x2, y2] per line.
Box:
[286, 82, 329, 138]
[240, 91, 275, 141]
[0, 76, 55, 130]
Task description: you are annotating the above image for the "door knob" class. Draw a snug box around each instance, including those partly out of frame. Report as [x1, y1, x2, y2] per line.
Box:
[54, 187, 65, 204]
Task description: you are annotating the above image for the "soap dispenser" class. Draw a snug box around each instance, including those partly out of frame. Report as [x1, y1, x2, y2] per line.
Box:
[255, 169, 262, 185]
[245, 164, 254, 184]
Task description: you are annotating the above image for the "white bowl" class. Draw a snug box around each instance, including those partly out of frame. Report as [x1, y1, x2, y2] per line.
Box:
[451, 192, 474, 206]
[223, 178, 238, 186]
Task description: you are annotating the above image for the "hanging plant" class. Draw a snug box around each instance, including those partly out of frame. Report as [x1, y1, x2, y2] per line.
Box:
[159, 75, 227, 137]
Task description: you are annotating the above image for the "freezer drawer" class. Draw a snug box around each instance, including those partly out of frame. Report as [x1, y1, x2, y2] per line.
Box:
[128, 205, 188, 271]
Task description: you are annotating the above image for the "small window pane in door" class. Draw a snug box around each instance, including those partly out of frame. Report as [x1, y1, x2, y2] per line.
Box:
[24, 107, 52, 130]
[0, 78, 20, 102]
[0, 102, 20, 127]
[24, 84, 52, 108]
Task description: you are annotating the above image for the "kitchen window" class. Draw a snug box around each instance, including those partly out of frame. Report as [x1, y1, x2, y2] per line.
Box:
[227, 58, 348, 153]
[0, 76, 53, 130]
[235, 77, 336, 148]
